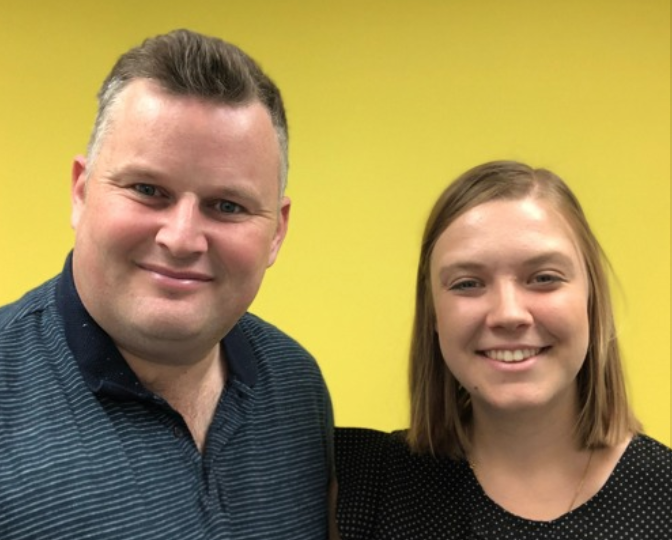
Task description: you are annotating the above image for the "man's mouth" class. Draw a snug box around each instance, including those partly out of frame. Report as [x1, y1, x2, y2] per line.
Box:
[140, 263, 212, 282]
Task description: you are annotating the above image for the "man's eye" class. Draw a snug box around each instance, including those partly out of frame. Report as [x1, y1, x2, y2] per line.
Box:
[134, 184, 158, 197]
[216, 200, 243, 214]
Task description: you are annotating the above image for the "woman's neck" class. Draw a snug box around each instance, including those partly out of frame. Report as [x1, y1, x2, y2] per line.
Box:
[465, 396, 630, 521]
[469, 397, 581, 468]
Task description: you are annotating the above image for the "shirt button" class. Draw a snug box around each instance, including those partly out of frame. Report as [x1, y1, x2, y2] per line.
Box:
[172, 425, 185, 439]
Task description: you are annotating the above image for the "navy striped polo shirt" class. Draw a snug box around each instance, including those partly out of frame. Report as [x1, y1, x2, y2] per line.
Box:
[0, 255, 333, 539]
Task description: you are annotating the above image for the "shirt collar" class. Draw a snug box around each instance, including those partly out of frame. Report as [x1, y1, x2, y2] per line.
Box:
[55, 252, 257, 400]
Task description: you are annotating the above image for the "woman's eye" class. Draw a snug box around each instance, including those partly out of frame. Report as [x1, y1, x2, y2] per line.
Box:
[449, 280, 481, 292]
[216, 200, 244, 214]
[532, 273, 563, 285]
[133, 184, 158, 197]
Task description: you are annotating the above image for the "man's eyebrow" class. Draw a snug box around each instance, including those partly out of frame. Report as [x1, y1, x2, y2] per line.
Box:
[106, 165, 163, 181]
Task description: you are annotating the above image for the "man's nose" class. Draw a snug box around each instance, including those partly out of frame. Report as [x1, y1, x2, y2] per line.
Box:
[155, 197, 208, 257]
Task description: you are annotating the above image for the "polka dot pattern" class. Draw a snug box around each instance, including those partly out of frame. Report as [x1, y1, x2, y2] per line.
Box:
[335, 428, 672, 539]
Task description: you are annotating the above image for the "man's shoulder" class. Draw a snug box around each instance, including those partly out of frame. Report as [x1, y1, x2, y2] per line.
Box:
[0, 277, 59, 334]
[237, 312, 315, 360]
[235, 313, 327, 393]
[0, 275, 72, 407]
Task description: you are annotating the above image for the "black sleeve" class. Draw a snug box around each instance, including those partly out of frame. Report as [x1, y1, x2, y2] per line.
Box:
[335, 427, 391, 539]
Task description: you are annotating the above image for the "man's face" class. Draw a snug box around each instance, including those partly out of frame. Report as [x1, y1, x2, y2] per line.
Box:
[71, 79, 289, 363]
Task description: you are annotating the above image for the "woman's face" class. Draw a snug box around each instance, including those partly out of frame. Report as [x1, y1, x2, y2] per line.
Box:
[430, 196, 590, 415]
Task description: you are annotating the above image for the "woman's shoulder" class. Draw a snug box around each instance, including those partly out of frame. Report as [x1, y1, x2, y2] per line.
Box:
[334, 428, 401, 485]
[334, 428, 396, 539]
[335, 427, 406, 451]
[335, 426, 464, 471]
[335, 426, 394, 449]
[621, 433, 672, 475]
[633, 433, 672, 451]
[334, 427, 440, 471]
[598, 433, 672, 503]
[335, 427, 473, 539]
[581, 433, 672, 536]
[334, 427, 469, 502]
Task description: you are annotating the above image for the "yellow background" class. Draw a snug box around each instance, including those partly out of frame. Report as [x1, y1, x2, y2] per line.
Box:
[1, 0, 669, 446]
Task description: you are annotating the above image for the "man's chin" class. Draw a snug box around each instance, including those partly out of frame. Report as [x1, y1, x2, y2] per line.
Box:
[139, 317, 216, 341]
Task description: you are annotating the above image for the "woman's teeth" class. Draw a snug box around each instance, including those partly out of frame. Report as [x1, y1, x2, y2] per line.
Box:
[484, 348, 541, 362]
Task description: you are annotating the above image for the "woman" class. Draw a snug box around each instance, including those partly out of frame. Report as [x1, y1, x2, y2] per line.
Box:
[334, 161, 671, 539]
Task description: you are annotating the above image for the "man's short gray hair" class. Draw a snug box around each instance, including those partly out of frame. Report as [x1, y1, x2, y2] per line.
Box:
[86, 29, 289, 193]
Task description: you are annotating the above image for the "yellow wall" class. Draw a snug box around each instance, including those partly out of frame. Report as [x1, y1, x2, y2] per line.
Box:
[1, 0, 669, 446]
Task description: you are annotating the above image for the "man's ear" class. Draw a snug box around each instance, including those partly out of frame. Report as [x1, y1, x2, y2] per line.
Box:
[71, 156, 88, 230]
[267, 196, 291, 267]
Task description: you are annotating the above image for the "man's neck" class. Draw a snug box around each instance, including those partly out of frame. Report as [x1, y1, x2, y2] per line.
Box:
[120, 344, 227, 451]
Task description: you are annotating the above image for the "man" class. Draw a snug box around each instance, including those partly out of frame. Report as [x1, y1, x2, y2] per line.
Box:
[0, 29, 333, 539]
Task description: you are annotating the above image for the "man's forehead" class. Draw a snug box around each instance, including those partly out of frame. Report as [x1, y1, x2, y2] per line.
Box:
[117, 78, 262, 114]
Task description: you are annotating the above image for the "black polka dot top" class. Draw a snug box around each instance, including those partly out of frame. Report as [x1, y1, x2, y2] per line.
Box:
[335, 428, 672, 539]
